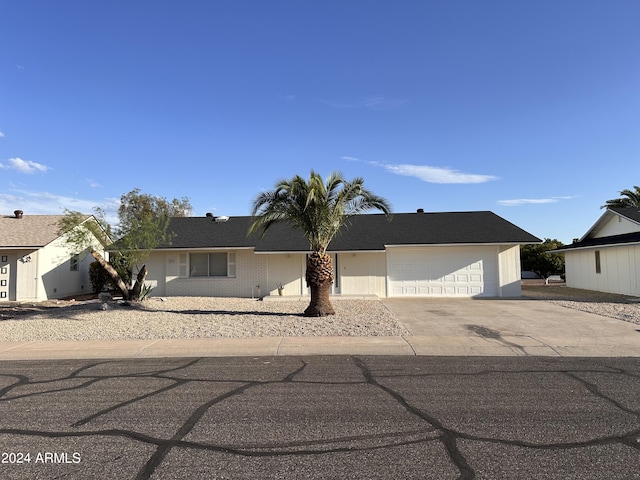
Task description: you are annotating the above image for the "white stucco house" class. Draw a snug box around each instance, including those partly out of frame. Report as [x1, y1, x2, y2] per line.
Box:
[141, 210, 541, 299]
[553, 207, 640, 297]
[0, 210, 108, 302]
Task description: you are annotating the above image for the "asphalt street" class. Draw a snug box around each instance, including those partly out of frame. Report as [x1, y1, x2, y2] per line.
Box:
[0, 356, 639, 479]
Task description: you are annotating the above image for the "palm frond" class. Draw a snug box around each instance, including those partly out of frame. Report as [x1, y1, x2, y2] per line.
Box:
[249, 170, 391, 252]
[602, 185, 640, 208]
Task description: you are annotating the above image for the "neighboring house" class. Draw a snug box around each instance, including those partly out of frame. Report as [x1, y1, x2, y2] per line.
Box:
[553, 207, 640, 297]
[0, 210, 107, 302]
[142, 210, 541, 298]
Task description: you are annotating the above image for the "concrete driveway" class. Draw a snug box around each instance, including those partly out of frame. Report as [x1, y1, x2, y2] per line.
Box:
[382, 297, 640, 356]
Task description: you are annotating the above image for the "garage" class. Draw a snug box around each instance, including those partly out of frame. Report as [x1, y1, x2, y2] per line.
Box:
[387, 246, 499, 297]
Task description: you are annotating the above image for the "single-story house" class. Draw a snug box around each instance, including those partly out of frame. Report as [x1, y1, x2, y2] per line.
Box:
[142, 210, 541, 298]
[0, 210, 107, 302]
[552, 207, 640, 297]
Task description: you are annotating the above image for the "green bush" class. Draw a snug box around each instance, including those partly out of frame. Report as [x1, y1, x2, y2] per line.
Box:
[107, 253, 132, 290]
[89, 261, 111, 294]
[139, 283, 155, 301]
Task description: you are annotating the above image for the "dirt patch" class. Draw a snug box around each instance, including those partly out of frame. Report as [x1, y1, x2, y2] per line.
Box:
[0, 294, 135, 321]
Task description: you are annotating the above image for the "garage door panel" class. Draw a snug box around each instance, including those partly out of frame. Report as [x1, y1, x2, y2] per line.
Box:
[388, 247, 497, 297]
[456, 273, 469, 282]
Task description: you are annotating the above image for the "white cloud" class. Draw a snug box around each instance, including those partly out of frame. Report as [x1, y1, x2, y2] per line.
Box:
[497, 196, 577, 206]
[87, 178, 102, 188]
[0, 157, 50, 174]
[0, 131, 5, 138]
[0, 190, 95, 214]
[321, 99, 353, 109]
[322, 96, 407, 110]
[342, 156, 499, 184]
[383, 163, 498, 184]
[362, 96, 407, 109]
[0, 189, 119, 225]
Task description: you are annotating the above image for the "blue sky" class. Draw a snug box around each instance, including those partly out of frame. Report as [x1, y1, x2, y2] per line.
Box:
[1, 1, 639, 243]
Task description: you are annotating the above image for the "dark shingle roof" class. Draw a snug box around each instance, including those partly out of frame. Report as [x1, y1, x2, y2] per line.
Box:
[554, 231, 640, 251]
[553, 207, 640, 252]
[609, 207, 640, 224]
[158, 211, 541, 252]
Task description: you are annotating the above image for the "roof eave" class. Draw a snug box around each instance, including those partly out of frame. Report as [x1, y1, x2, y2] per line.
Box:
[554, 240, 640, 252]
[150, 246, 255, 252]
[384, 242, 533, 248]
[577, 208, 640, 242]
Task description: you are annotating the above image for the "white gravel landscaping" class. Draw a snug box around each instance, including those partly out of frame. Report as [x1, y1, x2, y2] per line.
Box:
[522, 285, 640, 325]
[0, 297, 410, 342]
[2, 286, 639, 342]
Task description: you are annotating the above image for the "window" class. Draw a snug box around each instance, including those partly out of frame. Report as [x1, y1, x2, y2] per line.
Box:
[70, 254, 79, 271]
[188, 252, 235, 277]
[179, 253, 188, 277]
[595, 250, 601, 274]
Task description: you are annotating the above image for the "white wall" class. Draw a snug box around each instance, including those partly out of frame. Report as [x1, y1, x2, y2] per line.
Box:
[497, 245, 522, 297]
[265, 253, 306, 296]
[565, 245, 640, 296]
[338, 252, 386, 297]
[142, 252, 166, 295]
[143, 245, 525, 299]
[37, 236, 95, 300]
[596, 215, 640, 238]
[1, 241, 93, 302]
[151, 249, 269, 298]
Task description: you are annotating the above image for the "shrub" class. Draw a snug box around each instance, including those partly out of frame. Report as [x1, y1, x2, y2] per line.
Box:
[139, 283, 155, 301]
[89, 261, 111, 294]
[107, 253, 132, 290]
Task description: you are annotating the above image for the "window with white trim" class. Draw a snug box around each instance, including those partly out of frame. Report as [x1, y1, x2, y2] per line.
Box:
[179, 253, 188, 277]
[184, 252, 236, 278]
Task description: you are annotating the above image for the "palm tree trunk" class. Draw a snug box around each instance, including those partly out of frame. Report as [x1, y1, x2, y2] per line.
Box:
[304, 252, 335, 317]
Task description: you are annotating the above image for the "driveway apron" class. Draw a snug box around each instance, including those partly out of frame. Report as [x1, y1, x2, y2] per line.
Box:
[382, 297, 640, 356]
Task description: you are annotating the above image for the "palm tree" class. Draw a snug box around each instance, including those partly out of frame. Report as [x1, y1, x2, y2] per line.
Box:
[602, 186, 640, 208]
[250, 171, 392, 316]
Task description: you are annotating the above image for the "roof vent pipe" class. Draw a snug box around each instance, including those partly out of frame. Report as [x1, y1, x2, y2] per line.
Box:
[416, 208, 424, 213]
[205, 212, 213, 217]
[14, 210, 23, 219]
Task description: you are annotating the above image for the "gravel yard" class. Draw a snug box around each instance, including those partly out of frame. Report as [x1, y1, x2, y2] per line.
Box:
[0, 297, 409, 341]
[522, 284, 640, 325]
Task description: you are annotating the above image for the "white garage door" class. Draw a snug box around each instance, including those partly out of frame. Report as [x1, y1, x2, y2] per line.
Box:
[388, 247, 498, 297]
